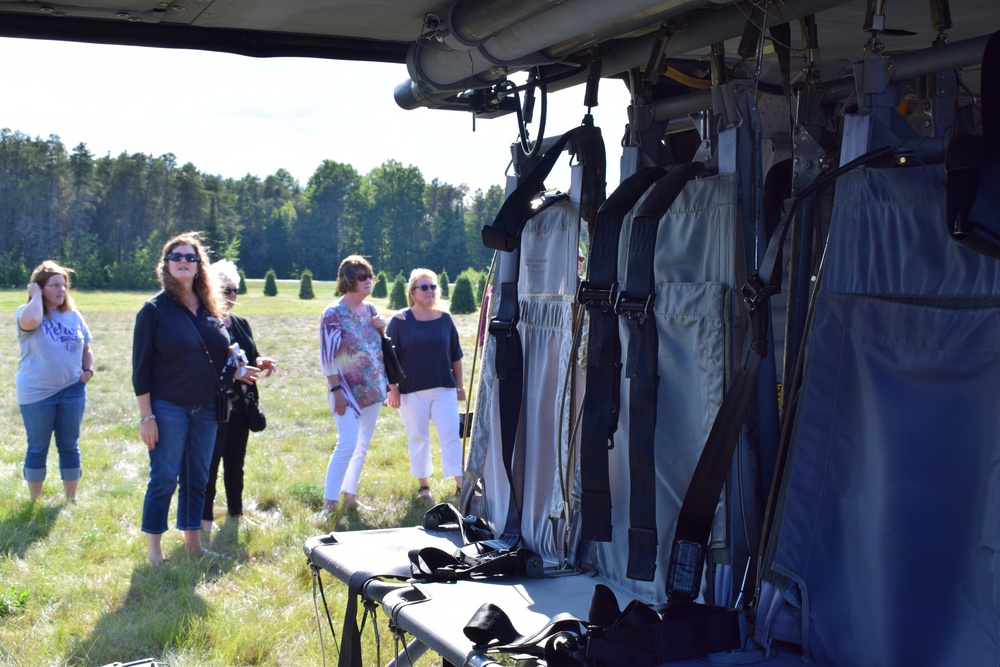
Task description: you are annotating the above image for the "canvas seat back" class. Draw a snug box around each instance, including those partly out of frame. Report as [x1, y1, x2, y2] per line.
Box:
[756, 161, 1000, 666]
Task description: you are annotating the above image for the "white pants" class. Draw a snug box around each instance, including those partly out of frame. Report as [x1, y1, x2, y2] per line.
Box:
[324, 400, 381, 499]
[398, 387, 463, 480]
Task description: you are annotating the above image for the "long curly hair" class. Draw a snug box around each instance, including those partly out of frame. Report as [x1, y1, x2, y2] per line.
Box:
[29, 260, 76, 314]
[156, 232, 222, 319]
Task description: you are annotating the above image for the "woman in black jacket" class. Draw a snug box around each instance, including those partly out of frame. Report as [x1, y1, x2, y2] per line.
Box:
[133, 232, 253, 565]
[202, 260, 276, 533]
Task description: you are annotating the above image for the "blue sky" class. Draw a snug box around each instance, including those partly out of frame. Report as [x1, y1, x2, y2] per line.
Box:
[0, 37, 632, 195]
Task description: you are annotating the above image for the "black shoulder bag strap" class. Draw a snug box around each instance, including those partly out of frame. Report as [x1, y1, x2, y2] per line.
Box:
[618, 162, 706, 581]
[578, 166, 666, 542]
[665, 145, 898, 601]
[946, 30, 1000, 258]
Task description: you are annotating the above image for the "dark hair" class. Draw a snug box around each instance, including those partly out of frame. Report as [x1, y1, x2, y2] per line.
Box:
[337, 255, 375, 295]
[157, 231, 222, 319]
[29, 260, 76, 314]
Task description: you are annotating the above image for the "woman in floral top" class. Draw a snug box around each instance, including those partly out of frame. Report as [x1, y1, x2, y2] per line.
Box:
[319, 255, 387, 512]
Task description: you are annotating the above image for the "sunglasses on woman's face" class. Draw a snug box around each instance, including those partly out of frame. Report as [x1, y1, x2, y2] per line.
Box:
[222, 288, 238, 296]
[414, 284, 438, 292]
[355, 272, 373, 282]
[165, 252, 200, 263]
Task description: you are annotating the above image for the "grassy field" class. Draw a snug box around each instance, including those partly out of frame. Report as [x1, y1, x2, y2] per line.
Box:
[0, 280, 483, 667]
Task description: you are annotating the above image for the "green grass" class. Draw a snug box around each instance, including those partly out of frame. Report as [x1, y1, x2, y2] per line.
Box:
[0, 281, 481, 666]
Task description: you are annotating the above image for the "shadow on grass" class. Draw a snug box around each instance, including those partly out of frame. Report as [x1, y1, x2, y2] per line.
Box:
[63, 549, 236, 665]
[0, 502, 64, 559]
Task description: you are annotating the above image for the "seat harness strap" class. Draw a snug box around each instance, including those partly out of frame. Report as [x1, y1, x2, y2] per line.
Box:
[946, 30, 1000, 258]
[578, 166, 666, 542]
[619, 162, 706, 581]
[665, 145, 898, 601]
[482, 123, 604, 546]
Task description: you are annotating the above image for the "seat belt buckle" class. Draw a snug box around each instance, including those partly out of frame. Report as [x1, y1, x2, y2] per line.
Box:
[741, 273, 778, 314]
[488, 316, 517, 337]
[577, 279, 618, 311]
[666, 539, 705, 601]
[614, 290, 654, 324]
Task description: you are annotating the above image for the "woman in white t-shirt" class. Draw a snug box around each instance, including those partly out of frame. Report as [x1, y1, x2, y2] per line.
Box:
[15, 261, 95, 503]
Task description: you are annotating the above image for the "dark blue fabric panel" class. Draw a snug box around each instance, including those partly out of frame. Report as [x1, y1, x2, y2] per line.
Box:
[773, 294, 1000, 666]
[823, 165, 1000, 295]
[769, 165, 1000, 666]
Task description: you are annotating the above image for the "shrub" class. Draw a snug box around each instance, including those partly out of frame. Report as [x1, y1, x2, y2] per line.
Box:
[0, 251, 28, 289]
[372, 271, 388, 298]
[458, 268, 485, 307]
[263, 269, 278, 296]
[238, 268, 248, 294]
[451, 275, 477, 314]
[299, 269, 315, 300]
[439, 269, 450, 298]
[388, 275, 408, 310]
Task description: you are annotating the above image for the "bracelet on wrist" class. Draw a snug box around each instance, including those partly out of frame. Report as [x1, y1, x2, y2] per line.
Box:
[82, 368, 93, 376]
[139, 415, 156, 424]
[330, 385, 342, 393]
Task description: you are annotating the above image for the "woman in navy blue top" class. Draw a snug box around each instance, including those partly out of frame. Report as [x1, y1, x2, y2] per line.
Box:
[386, 268, 465, 502]
[132, 232, 253, 565]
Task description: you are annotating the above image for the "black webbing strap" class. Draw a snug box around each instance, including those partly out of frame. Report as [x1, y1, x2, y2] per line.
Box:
[586, 599, 739, 667]
[408, 545, 544, 581]
[422, 502, 494, 543]
[482, 126, 583, 253]
[464, 603, 588, 667]
[946, 30, 1000, 258]
[665, 144, 898, 601]
[619, 162, 706, 581]
[578, 166, 666, 542]
[337, 566, 411, 667]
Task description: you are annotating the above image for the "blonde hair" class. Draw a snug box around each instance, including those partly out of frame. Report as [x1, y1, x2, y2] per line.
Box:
[156, 232, 222, 319]
[29, 260, 76, 314]
[406, 268, 439, 308]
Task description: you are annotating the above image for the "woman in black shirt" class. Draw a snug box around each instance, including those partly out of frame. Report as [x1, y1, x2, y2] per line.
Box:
[132, 232, 255, 565]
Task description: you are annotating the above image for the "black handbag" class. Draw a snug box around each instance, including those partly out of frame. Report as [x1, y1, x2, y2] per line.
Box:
[245, 390, 267, 432]
[381, 333, 406, 385]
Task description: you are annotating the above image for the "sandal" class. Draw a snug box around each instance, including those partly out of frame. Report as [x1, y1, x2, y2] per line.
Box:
[417, 485, 433, 501]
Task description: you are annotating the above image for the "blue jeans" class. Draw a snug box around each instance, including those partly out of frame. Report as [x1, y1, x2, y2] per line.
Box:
[20, 380, 86, 483]
[141, 399, 218, 534]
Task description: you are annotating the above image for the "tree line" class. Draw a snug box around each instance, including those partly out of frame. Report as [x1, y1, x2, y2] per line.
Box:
[0, 128, 505, 289]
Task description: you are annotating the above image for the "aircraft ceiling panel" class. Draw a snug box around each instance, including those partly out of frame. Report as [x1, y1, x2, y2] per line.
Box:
[174, 0, 438, 42]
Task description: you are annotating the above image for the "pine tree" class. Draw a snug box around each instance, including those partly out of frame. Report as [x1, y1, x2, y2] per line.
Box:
[439, 269, 450, 298]
[263, 269, 278, 296]
[238, 268, 248, 294]
[389, 275, 408, 309]
[451, 275, 476, 314]
[299, 269, 315, 299]
[372, 271, 388, 298]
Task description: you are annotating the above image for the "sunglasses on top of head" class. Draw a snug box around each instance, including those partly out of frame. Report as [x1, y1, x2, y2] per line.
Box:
[165, 252, 201, 263]
[414, 284, 438, 292]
